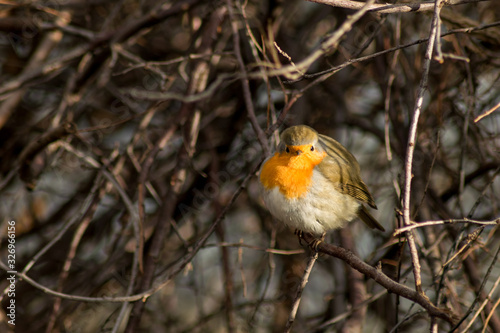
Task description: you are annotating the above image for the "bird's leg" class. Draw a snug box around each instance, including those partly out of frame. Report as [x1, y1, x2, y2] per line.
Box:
[294, 229, 304, 246]
[309, 232, 326, 252]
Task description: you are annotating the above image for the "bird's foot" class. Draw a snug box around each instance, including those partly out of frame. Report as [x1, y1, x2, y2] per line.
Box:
[294, 229, 304, 246]
[295, 230, 325, 252]
[308, 232, 326, 252]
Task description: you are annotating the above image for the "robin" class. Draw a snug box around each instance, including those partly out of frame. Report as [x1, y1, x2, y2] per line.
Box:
[259, 125, 384, 242]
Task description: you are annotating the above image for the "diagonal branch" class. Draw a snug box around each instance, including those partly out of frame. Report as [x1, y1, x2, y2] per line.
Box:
[300, 232, 458, 325]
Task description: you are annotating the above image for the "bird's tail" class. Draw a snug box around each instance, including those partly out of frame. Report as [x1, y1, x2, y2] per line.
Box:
[358, 206, 385, 231]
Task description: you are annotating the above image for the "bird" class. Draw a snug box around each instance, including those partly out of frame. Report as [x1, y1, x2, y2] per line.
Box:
[259, 125, 384, 243]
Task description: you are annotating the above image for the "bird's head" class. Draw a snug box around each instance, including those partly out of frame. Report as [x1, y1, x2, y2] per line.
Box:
[278, 125, 326, 168]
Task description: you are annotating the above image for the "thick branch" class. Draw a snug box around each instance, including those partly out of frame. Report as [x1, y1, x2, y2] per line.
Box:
[300, 233, 457, 325]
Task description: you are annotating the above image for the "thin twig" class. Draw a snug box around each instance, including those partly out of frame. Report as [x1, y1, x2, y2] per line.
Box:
[45, 186, 103, 333]
[203, 242, 305, 255]
[122, 74, 234, 102]
[17, 171, 100, 275]
[451, 243, 500, 332]
[462, 269, 500, 332]
[56, 142, 142, 333]
[284, 252, 319, 333]
[474, 100, 500, 123]
[384, 15, 401, 163]
[482, 294, 500, 333]
[284, 21, 500, 85]
[393, 218, 499, 235]
[226, 0, 269, 155]
[307, 0, 489, 14]
[255, 0, 376, 80]
[315, 289, 388, 330]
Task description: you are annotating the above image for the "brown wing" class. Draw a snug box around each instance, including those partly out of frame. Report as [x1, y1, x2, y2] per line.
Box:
[317, 134, 377, 209]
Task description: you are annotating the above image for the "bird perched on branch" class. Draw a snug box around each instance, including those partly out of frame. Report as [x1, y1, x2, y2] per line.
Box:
[259, 125, 384, 243]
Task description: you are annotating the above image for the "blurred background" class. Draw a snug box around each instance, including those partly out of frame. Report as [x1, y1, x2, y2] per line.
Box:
[0, 0, 499, 332]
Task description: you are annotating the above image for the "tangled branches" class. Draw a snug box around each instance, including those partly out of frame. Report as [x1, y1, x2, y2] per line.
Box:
[0, 0, 499, 332]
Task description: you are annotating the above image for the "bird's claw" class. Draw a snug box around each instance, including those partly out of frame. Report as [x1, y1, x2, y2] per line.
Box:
[308, 238, 322, 252]
[294, 229, 304, 246]
[295, 230, 325, 252]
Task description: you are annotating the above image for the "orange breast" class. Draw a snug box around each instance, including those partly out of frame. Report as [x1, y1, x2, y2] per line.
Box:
[260, 149, 326, 199]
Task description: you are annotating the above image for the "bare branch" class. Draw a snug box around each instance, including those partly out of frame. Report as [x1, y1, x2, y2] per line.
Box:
[307, 0, 489, 14]
[394, 218, 499, 235]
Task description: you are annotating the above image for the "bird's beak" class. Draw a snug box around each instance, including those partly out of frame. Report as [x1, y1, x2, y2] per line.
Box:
[296, 150, 302, 155]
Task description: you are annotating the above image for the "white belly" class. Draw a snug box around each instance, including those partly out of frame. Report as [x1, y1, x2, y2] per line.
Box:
[261, 169, 360, 235]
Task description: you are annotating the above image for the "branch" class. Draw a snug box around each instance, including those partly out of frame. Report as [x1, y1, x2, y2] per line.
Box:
[474, 100, 500, 123]
[122, 74, 233, 102]
[402, 0, 444, 296]
[0, 0, 202, 99]
[284, 252, 319, 333]
[253, 0, 375, 80]
[300, 233, 458, 325]
[307, 0, 489, 14]
[393, 218, 500, 235]
[226, 0, 269, 156]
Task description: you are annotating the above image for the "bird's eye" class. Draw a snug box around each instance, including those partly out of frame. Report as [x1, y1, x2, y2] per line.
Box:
[285, 147, 290, 153]
[310, 145, 315, 152]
